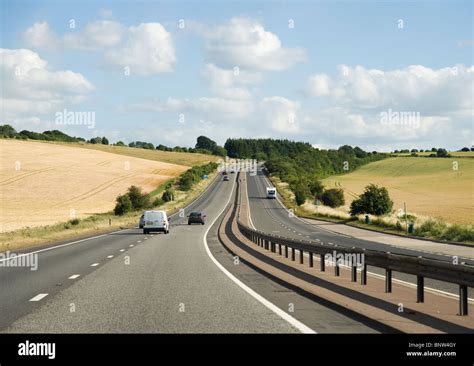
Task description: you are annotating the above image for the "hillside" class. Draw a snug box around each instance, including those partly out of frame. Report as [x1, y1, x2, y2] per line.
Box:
[0, 139, 189, 232]
[323, 157, 474, 224]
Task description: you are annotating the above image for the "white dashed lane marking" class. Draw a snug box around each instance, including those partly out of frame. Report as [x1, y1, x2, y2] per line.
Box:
[29, 293, 48, 302]
[107, 255, 114, 258]
[120, 249, 125, 252]
[90, 263, 99, 267]
[68, 274, 80, 280]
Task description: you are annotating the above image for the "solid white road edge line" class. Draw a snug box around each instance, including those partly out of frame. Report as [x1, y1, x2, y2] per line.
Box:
[203, 175, 316, 334]
[29, 293, 48, 302]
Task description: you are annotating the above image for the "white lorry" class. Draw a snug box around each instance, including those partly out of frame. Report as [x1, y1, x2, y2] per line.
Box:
[266, 187, 276, 199]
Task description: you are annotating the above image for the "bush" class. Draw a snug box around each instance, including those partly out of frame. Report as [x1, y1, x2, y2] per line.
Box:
[69, 218, 80, 225]
[114, 194, 132, 215]
[309, 180, 324, 199]
[350, 184, 393, 215]
[153, 197, 164, 207]
[127, 185, 150, 210]
[321, 188, 345, 208]
[162, 189, 175, 202]
[177, 162, 218, 191]
[294, 187, 307, 206]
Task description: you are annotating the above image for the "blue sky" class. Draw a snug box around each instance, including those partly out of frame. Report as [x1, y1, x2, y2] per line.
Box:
[1, 0, 472, 151]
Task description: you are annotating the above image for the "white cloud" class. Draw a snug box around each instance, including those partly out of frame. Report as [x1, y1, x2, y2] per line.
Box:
[23, 21, 175, 75]
[24, 21, 125, 50]
[195, 17, 306, 71]
[106, 23, 175, 75]
[260, 96, 301, 133]
[0, 48, 94, 119]
[201, 63, 262, 99]
[306, 64, 473, 114]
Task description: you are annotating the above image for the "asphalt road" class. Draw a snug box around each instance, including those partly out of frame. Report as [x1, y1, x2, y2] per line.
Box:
[246, 168, 473, 298]
[2, 174, 304, 333]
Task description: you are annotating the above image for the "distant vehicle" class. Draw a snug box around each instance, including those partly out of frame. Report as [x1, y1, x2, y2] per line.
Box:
[223, 175, 230, 181]
[266, 187, 276, 199]
[143, 210, 169, 234]
[139, 214, 145, 228]
[230, 169, 235, 174]
[222, 171, 228, 175]
[188, 211, 206, 225]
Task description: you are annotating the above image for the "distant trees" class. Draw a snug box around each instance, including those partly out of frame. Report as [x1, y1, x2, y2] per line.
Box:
[460, 147, 470, 152]
[89, 137, 108, 145]
[436, 148, 449, 157]
[350, 184, 393, 216]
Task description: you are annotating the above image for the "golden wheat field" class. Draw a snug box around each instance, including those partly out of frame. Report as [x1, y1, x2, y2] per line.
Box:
[323, 157, 474, 225]
[0, 139, 188, 232]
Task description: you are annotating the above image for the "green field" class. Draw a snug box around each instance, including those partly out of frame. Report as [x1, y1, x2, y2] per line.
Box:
[393, 151, 474, 158]
[323, 157, 474, 225]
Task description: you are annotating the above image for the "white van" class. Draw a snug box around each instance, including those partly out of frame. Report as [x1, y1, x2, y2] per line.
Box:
[143, 210, 169, 234]
[266, 187, 276, 199]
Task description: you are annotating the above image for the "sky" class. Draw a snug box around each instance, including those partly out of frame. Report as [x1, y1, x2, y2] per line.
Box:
[0, 0, 472, 151]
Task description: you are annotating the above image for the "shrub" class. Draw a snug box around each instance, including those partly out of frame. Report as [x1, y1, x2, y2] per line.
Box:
[414, 218, 447, 238]
[350, 184, 393, 215]
[294, 187, 307, 206]
[127, 185, 150, 210]
[309, 180, 324, 199]
[162, 189, 175, 202]
[114, 194, 133, 216]
[69, 218, 80, 225]
[321, 188, 345, 208]
[153, 197, 164, 207]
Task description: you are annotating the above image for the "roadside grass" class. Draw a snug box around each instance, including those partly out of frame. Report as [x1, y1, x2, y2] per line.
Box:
[269, 175, 474, 245]
[0, 171, 218, 253]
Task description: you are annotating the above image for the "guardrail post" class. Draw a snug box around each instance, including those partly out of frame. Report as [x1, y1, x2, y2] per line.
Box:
[320, 254, 325, 272]
[385, 269, 392, 293]
[299, 250, 304, 264]
[361, 264, 367, 285]
[265, 239, 269, 250]
[335, 260, 340, 276]
[351, 266, 357, 282]
[278, 243, 282, 255]
[309, 252, 314, 268]
[417, 276, 424, 303]
[459, 285, 468, 316]
[285, 245, 288, 258]
[271, 241, 275, 253]
[291, 248, 295, 261]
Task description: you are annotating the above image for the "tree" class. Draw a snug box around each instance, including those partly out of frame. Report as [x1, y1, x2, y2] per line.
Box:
[115, 141, 125, 146]
[460, 147, 470, 152]
[293, 186, 307, 206]
[114, 194, 132, 215]
[89, 137, 102, 144]
[436, 148, 448, 157]
[309, 180, 325, 199]
[128, 142, 136, 148]
[0, 124, 17, 137]
[195, 136, 217, 151]
[127, 186, 150, 210]
[101, 137, 109, 145]
[321, 188, 345, 208]
[350, 184, 393, 216]
[162, 189, 175, 202]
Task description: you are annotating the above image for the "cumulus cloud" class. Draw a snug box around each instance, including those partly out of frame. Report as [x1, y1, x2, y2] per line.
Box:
[306, 64, 473, 115]
[194, 17, 306, 71]
[23, 21, 125, 50]
[201, 63, 262, 99]
[106, 23, 175, 75]
[260, 96, 301, 133]
[23, 21, 175, 75]
[0, 48, 94, 119]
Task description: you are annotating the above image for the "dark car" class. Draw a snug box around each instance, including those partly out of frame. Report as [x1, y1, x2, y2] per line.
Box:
[188, 212, 206, 225]
[223, 175, 230, 181]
